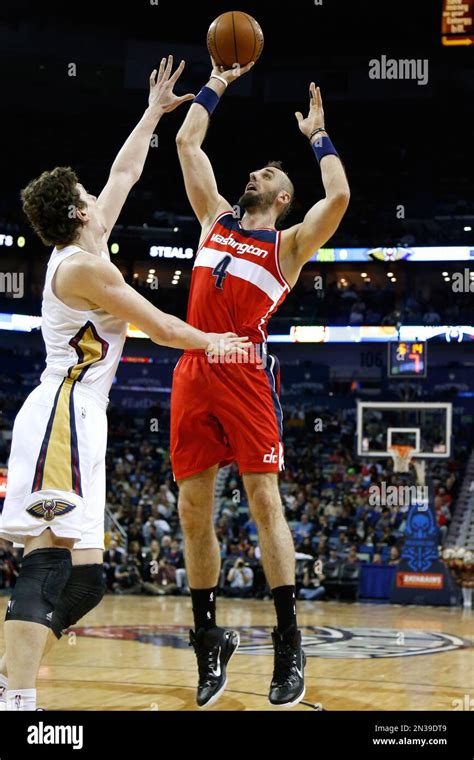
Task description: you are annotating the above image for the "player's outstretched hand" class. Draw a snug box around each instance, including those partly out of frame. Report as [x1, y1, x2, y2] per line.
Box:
[148, 55, 195, 114]
[205, 332, 251, 359]
[295, 82, 326, 138]
[210, 56, 254, 86]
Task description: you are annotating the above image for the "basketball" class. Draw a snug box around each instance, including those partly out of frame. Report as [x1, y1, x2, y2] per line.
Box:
[207, 11, 264, 70]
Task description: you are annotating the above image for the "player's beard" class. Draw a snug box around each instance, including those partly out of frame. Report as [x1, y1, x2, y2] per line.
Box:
[238, 189, 279, 214]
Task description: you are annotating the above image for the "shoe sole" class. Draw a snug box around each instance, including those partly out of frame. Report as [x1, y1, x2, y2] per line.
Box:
[268, 685, 306, 709]
[198, 631, 240, 709]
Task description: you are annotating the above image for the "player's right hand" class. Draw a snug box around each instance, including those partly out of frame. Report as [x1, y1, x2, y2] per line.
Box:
[210, 56, 254, 86]
[205, 332, 251, 359]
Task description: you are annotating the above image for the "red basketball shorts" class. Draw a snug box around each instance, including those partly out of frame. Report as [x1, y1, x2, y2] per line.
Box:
[170, 350, 284, 481]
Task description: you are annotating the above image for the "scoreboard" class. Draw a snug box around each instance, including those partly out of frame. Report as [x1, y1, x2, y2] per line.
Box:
[0, 467, 7, 497]
[388, 341, 427, 378]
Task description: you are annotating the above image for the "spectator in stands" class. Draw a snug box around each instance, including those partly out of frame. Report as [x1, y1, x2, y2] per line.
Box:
[167, 539, 184, 568]
[0, 540, 19, 589]
[143, 558, 178, 596]
[114, 554, 143, 594]
[103, 538, 125, 592]
[388, 546, 400, 566]
[294, 513, 314, 543]
[345, 546, 359, 565]
[298, 561, 326, 601]
[225, 558, 254, 598]
[297, 536, 316, 556]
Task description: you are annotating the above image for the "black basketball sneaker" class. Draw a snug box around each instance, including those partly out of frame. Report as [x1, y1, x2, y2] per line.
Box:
[268, 625, 306, 707]
[189, 626, 240, 708]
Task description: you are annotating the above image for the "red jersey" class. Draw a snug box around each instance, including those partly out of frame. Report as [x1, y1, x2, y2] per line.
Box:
[187, 211, 291, 343]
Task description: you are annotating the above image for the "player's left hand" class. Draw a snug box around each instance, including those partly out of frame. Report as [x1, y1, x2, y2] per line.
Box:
[205, 332, 252, 359]
[148, 55, 195, 114]
[295, 82, 326, 139]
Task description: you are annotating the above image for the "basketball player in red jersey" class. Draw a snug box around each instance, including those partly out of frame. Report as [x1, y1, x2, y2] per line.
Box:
[173, 58, 350, 708]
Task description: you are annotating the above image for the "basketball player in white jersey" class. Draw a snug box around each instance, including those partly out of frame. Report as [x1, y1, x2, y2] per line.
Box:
[0, 56, 249, 711]
[172, 58, 350, 707]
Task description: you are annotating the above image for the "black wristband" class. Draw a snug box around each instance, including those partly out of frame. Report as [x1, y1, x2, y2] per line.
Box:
[309, 127, 327, 141]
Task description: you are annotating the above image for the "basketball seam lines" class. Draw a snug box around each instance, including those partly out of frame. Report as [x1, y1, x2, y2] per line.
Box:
[231, 12, 238, 69]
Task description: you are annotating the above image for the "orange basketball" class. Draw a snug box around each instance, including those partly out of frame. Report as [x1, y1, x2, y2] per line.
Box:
[207, 11, 264, 70]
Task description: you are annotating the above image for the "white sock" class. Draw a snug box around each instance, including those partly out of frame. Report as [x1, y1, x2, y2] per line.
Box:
[6, 688, 36, 711]
[0, 674, 7, 710]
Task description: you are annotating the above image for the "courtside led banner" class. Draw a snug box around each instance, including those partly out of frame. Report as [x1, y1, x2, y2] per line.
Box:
[310, 246, 474, 262]
[1, 314, 473, 344]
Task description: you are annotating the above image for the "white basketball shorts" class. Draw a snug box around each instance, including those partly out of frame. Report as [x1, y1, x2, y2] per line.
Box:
[0, 375, 107, 550]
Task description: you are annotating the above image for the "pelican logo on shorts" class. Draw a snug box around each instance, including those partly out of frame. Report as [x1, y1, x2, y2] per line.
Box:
[263, 446, 278, 464]
[26, 498, 76, 522]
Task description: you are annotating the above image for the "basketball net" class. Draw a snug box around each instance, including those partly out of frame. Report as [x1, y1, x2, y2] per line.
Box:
[388, 445, 415, 473]
[388, 445, 426, 485]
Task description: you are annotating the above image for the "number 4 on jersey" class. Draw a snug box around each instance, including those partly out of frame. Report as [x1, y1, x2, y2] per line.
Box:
[212, 255, 232, 289]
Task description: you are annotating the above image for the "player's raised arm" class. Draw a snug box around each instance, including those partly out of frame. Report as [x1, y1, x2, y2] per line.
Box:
[55, 253, 249, 355]
[280, 83, 350, 285]
[97, 56, 194, 240]
[175, 57, 254, 231]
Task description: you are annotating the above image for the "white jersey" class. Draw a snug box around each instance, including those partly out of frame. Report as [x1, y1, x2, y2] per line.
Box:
[40, 245, 127, 399]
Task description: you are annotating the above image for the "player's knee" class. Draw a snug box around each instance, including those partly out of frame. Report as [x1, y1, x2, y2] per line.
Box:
[249, 487, 282, 527]
[5, 547, 72, 629]
[178, 497, 212, 535]
[51, 563, 106, 639]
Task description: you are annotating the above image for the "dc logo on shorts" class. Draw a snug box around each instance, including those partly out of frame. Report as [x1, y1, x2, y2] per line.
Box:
[263, 446, 278, 464]
[26, 498, 76, 522]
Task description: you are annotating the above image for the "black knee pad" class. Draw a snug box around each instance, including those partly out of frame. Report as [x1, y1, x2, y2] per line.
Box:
[5, 548, 72, 629]
[51, 564, 106, 639]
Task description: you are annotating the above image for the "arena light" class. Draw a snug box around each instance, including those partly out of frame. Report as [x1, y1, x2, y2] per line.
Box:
[173, 227, 179, 232]
[387, 272, 393, 277]
[110, 243, 120, 254]
[464, 226, 472, 232]
[442, 271, 448, 276]
[361, 272, 367, 277]
[17, 236, 26, 248]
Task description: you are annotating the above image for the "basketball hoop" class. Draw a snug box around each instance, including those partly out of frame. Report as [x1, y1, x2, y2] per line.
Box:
[388, 444, 415, 473]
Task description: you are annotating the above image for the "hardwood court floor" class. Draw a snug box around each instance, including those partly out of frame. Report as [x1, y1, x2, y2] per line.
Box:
[0, 596, 472, 711]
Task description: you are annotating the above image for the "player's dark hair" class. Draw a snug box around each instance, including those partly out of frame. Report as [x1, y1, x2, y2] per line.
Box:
[21, 166, 86, 246]
[265, 160, 294, 227]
